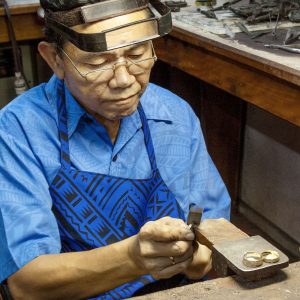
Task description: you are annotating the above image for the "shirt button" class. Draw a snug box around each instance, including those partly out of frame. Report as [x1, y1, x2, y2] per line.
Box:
[112, 155, 118, 162]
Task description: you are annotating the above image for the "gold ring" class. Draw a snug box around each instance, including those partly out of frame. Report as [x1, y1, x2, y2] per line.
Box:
[242, 251, 263, 268]
[261, 250, 280, 263]
[169, 256, 176, 265]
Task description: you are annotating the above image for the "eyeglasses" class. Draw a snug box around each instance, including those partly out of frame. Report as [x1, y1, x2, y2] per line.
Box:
[59, 42, 157, 82]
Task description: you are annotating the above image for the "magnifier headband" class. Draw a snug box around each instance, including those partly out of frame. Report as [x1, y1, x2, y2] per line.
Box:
[44, 0, 172, 52]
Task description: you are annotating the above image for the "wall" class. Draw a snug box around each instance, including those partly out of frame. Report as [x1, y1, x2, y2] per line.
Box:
[0, 44, 35, 108]
[240, 104, 300, 257]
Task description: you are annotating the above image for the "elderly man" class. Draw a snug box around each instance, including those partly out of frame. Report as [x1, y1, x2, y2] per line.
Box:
[0, 0, 230, 299]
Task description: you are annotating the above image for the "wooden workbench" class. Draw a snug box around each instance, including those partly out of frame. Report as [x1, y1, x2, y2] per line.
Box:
[0, 4, 44, 42]
[154, 28, 300, 128]
[133, 261, 300, 299]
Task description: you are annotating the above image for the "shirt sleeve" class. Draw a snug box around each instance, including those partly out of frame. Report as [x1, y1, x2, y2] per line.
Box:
[0, 129, 61, 282]
[189, 112, 231, 221]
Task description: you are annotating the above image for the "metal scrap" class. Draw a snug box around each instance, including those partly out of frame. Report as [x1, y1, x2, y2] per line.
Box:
[235, 21, 271, 37]
[265, 43, 300, 53]
[284, 27, 300, 43]
[164, 0, 187, 11]
[229, 0, 300, 24]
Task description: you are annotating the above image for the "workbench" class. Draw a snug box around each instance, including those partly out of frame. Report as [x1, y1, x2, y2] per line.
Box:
[1, 2, 300, 200]
[154, 25, 300, 127]
[133, 261, 300, 299]
[0, 3, 43, 42]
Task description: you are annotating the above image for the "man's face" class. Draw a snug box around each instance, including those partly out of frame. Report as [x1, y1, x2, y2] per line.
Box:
[60, 10, 156, 121]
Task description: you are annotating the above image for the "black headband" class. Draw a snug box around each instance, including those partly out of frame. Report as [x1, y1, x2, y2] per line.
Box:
[44, 0, 172, 52]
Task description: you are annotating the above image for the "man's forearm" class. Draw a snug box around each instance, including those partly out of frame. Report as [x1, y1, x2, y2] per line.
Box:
[8, 236, 144, 300]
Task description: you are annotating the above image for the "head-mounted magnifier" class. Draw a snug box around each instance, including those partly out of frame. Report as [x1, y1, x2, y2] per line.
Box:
[43, 0, 172, 52]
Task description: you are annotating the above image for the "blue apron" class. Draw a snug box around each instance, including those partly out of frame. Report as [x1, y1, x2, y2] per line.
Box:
[49, 80, 185, 299]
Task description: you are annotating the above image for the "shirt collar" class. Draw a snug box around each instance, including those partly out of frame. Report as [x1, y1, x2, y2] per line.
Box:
[64, 84, 86, 138]
[140, 83, 174, 123]
[45, 76, 173, 138]
[117, 84, 174, 139]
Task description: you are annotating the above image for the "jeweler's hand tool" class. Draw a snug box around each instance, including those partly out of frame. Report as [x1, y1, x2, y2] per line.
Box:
[193, 219, 289, 280]
[271, 10, 280, 40]
[164, 0, 187, 12]
[187, 205, 203, 249]
[235, 22, 270, 39]
[265, 43, 300, 54]
[187, 205, 203, 232]
[165, 0, 187, 8]
[284, 28, 300, 45]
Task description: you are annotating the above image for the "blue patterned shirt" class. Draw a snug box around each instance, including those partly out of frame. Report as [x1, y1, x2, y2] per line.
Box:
[0, 75, 230, 282]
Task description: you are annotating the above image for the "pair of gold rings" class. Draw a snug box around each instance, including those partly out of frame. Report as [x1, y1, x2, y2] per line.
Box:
[242, 250, 280, 268]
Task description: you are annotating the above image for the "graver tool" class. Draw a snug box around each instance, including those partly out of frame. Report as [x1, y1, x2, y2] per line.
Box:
[187, 205, 203, 231]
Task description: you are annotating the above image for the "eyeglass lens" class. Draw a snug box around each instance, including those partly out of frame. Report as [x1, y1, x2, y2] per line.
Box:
[85, 58, 156, 82]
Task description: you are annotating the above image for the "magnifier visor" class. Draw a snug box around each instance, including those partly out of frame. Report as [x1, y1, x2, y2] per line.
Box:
[105, 19, 158, 50]
[44, 0, 172, 52]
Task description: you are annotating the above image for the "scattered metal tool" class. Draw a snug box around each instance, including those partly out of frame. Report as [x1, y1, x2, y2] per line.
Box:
[284, 28, 300, 45]
[195, 0, 216, 10]
[200, 0, 243, 17]
[164, 0, 187, 12]
[265, 43, 300, 54]
[229, 0, 300, 24]
[235, 22, 270, 39]
[206, 11, 235, 39]
[222, 22, 236, 39]
[271, 9, 281, 40]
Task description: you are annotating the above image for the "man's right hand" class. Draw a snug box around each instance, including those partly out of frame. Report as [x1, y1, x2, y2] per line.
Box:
[6, 217, 195, 300]
[128, 216, 195, 279]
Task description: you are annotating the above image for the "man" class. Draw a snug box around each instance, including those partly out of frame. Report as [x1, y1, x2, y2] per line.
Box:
[0, 0, 230, 299]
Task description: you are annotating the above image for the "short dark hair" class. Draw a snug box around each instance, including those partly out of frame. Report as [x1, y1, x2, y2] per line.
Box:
[43, 26, 66, 56]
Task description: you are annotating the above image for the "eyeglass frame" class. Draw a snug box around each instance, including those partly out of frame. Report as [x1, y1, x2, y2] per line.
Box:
[58, 41, 157, 80]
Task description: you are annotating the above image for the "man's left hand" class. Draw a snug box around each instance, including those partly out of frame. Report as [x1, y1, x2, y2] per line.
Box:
[183, 241, 212, 279]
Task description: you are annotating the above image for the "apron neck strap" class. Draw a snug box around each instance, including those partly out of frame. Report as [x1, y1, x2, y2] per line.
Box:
[56, 80, 158, 172]
[57, 79, 71, 170]
[137, 103, 158, 171]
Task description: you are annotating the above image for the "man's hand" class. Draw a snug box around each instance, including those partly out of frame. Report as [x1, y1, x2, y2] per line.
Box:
[183, 241, 212, 279]
[129, 217, 195, 279]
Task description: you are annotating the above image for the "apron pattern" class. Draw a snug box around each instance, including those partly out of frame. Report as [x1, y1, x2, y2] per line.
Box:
[50, 80, 185, 299]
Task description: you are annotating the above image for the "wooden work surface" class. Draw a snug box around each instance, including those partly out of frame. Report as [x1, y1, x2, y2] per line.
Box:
[1, 3, 300, 127]
[133, 261, 300, 299]
[153, 26, 300, 127]
[0, 4, 44, 42]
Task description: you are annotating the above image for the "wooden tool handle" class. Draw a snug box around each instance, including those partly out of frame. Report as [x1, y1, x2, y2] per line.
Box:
[194, 218, 249, 250]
